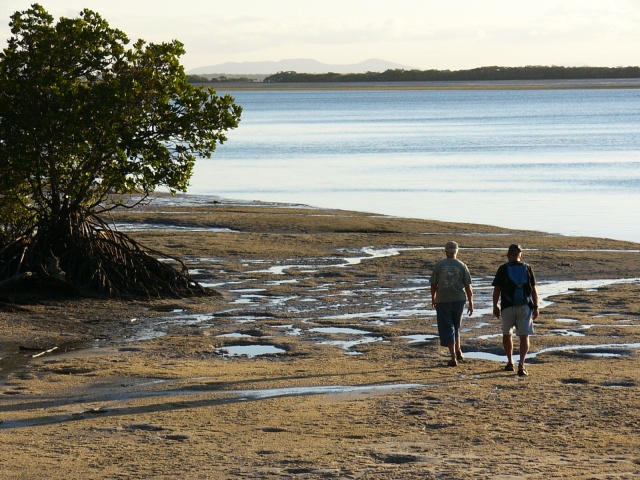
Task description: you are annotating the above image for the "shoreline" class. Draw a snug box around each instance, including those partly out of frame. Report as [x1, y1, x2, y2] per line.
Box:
[159, 192, 640, 244]
[206, 78, 640, 91]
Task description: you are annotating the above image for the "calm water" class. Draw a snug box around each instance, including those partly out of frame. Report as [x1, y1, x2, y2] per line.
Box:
[189, 87, 640, 243]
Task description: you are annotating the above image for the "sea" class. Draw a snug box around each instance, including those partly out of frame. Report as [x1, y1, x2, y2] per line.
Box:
[187, 83, 640, 243]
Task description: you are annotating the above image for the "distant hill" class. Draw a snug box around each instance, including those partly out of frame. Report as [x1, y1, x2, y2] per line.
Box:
[187, 58, 413, 75]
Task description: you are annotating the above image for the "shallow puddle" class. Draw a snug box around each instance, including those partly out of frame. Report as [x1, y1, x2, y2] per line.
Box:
[464, 342, 640, 363]
[114, 223, 239, 233]
[533, 342, 640, 357]
[548, 329, 586, 337]
[401, 334, 438, 343]
[216, 333, 257, 339]
[319, 336, 386, 355]
[3, 244, 637, 379]
[232, 383, 426, 400]
[216, 345, 286, 357]
[309, 327, 372, 335]
[118, 270, 640, 357]
[0, 382, 429, 429]
[536, 278, 640, 308]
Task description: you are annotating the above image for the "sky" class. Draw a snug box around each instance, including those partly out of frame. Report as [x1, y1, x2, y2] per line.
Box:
[1, 1, 639, 71]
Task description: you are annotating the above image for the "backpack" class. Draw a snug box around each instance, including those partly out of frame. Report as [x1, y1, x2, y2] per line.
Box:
[504, 263, 529, 306]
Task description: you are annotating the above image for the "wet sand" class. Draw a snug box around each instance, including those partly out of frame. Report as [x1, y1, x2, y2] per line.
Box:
[1, 196, 639, 479]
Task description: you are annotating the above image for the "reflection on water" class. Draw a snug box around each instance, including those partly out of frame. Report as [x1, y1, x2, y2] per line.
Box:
[401, 334, 438, 343]
[192, 88, 640, 242]
[216, 345, 286, 357]
[465, 343, 639, 363]
[233, 383, 426, 400]
[319, 336, 386, 355]
[309, 327, 372, 335]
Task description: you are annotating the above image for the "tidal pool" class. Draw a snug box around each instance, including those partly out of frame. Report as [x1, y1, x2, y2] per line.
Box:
[309, 327, 372, 335]
[216, 345, 286, 357]
[464, 342, 640, 363]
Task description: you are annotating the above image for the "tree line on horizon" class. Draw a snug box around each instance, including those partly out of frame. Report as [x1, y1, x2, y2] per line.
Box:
[187, 74, 257, 83]
[262, 65, 640, 83]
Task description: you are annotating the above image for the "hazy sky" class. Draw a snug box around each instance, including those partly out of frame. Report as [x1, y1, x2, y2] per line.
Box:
[1, 1, 639, 71]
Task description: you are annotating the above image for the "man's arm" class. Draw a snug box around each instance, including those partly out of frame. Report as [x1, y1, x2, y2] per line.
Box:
[531, 285, 540, 320]
[465, 284, 474, 316]
[431, 283, 437, 309]
[492, 286, 501, 318]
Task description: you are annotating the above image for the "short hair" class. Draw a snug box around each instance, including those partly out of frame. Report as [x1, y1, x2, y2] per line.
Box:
[445, 241, 459, 252]
[508, 244, 522, 255]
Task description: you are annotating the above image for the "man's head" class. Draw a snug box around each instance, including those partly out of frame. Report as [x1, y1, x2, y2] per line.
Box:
[507, 243, 522, 261]
[445, 241, 459, 258]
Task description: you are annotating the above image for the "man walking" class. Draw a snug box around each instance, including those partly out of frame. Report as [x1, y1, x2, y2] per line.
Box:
[492, 244, 539, 376]
[430, 241, 474, 367]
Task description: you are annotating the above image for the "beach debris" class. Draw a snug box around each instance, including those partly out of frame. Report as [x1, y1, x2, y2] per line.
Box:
[32, 346, 59, 358]
[18, 346, 59, 358]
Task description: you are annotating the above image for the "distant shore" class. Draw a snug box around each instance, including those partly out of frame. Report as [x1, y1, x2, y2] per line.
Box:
[201, 78, 640, 91]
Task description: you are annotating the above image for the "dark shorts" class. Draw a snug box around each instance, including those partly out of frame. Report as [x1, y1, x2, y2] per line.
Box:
[436, 300, 465, 346]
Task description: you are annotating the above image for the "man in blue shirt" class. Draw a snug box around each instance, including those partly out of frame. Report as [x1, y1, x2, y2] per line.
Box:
[492, 244, 540, 376]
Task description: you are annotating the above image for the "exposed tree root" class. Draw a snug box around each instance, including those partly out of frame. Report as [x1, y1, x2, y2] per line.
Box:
[0, 214, 209, 299]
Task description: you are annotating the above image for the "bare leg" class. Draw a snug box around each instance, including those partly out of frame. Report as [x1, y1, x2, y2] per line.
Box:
[447, 344, 456, 360]
[455, 332, 463, 358]
[518, 335, 530, 367]
[503, 334, 514, 366]
[446, 344, 457, 365]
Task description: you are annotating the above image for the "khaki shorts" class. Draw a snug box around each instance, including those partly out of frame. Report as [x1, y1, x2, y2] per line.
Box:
[501, 305, 534, 336]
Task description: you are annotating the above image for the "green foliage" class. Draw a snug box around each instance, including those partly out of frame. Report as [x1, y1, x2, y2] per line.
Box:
[0, 4, 241, 227]
[0, 194, 36, 244]
[187, 74, 216, 82]
[186, 74, 257, 83]
[0, 4, 241, 297]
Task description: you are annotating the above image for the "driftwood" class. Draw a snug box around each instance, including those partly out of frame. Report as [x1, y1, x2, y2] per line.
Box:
[31, 346, 59, 358]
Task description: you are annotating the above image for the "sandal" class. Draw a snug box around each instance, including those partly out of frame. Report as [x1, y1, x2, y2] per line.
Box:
[456, 351, 465, 362]
[447, 359, 458, 367]
[518, 366, 529, 376]
[504, 363, 515, 372]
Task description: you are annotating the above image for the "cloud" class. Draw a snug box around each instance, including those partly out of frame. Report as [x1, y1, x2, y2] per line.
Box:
[2, 1, 639, 70]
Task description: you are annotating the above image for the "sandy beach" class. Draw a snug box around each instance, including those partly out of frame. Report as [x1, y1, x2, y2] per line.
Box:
[1, 196, 638, 479]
